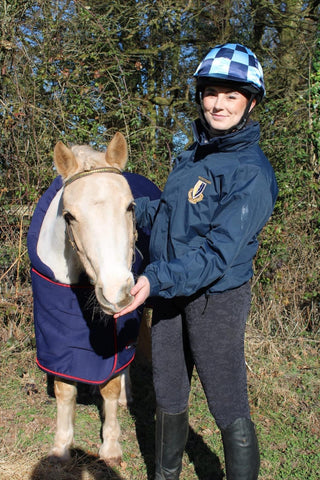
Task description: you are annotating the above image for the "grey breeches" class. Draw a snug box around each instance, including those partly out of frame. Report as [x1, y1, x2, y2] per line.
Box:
[151, 282, 252, 429]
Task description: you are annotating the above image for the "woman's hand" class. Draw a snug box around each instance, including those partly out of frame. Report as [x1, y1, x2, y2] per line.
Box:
[113, 276, 150, 318]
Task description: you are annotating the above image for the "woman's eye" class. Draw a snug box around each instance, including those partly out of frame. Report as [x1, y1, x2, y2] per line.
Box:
[228, 92, 240, 100]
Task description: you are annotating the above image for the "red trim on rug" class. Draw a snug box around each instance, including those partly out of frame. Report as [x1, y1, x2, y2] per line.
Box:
[36, 354, 135, 385]
[31, 267, 93, 289]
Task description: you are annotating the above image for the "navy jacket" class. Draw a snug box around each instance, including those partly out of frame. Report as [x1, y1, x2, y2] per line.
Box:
[135, 120, 278, 298]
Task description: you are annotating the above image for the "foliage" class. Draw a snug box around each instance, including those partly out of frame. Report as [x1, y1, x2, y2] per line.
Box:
[310, 38, 320, 169]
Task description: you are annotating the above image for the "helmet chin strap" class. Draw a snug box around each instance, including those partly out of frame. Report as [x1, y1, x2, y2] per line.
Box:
[234, 93, 256, 131]
[199, 92, 256, 138]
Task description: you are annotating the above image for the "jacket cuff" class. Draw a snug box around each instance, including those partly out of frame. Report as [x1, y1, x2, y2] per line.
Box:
[143, 269, 161, 297]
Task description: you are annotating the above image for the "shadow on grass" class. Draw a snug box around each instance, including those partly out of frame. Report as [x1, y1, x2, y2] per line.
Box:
[30, 448, 124, 480]
[129, 356, 224, 480]
[186, 429, 224, 480]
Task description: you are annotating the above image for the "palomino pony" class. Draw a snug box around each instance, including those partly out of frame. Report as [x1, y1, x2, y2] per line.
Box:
[27, 132, 159, 465]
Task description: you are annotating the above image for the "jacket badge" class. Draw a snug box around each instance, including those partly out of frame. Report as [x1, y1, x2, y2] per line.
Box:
[188, 177, 211, 204]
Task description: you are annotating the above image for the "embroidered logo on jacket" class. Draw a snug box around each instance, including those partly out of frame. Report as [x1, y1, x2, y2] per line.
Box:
[188, 176, 211, 204]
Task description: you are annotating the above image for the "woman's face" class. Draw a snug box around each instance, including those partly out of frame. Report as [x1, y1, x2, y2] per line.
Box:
[202, 85, 256, 133]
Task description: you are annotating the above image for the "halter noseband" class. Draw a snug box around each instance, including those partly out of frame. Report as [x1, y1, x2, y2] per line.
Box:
[62, 167, 137, 260]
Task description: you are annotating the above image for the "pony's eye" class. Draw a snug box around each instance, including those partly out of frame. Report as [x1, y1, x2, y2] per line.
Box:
[63, 211, 75, 224]
[127, 201, 136, 213]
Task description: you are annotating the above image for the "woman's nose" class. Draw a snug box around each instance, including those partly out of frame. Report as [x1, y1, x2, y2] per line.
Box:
[213, 95, 224, 110]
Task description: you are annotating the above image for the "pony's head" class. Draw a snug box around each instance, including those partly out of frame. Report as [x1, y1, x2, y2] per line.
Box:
[54, 132, 136, 315]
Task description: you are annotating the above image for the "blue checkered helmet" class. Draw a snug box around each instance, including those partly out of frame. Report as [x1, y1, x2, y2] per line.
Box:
[194, 43, 265, 104]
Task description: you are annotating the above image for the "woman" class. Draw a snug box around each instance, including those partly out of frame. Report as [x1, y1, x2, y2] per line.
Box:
[115, 43, 278, 479]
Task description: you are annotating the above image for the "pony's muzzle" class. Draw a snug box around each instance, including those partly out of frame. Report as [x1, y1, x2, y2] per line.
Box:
[95, 274, 134, 315]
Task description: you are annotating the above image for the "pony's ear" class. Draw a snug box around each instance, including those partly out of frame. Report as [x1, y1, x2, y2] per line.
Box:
[54, 141, 78, 179]
[105, 132, 128, 170]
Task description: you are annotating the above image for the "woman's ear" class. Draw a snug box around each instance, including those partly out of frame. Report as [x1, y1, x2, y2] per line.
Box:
[249, 98, 257, 112]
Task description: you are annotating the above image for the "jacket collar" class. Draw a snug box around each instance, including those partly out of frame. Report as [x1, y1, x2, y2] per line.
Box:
[191, 118, 260, 151]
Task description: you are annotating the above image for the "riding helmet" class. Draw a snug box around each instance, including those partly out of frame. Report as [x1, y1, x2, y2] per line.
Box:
[194, 43, 265, 104]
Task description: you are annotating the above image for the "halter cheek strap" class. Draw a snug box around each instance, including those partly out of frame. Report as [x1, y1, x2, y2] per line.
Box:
[63, 167, 122, 252]
[63, 216, 79, 253]
[62, 167, 137, 262]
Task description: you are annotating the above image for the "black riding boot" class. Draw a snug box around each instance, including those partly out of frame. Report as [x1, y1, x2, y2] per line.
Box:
[221, 417, 260, 480]
[154, 407, 189, 480]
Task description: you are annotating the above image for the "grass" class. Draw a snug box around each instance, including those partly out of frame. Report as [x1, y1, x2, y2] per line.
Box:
[0, 310, 319, 479]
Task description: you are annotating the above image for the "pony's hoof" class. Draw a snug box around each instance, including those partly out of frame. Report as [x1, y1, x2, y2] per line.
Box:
[48, 447, 71, 463]
[99, 445, 122, 467]
[102, 455, 122, 467]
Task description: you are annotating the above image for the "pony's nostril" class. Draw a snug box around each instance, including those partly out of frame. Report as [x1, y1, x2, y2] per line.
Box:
[117, 293, 134, 311]
[95, 277, 134, 314]
[126, 275, 134, 291]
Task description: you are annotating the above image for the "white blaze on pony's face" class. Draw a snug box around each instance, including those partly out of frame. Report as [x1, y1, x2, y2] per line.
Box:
[54, 132, 135, 314]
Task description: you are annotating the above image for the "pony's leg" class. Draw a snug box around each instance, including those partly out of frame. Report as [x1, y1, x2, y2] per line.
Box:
[50, 378, 77, 461]
[118, 368, 133, 407]
[99, 375, 122, 466]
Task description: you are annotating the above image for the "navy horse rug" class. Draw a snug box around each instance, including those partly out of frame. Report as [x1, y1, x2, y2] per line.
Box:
[27, 173, 160, 385]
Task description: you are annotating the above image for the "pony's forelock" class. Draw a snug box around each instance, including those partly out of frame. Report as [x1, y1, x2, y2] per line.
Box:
[70, 145, 106, 170]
